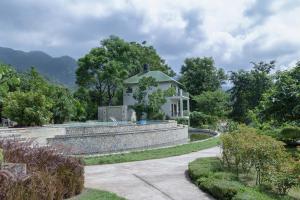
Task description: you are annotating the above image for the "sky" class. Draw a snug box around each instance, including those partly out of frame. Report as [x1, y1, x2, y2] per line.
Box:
[1, 0, 300, 73]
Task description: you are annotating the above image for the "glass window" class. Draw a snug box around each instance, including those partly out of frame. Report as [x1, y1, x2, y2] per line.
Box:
[126, 87, 133, 93]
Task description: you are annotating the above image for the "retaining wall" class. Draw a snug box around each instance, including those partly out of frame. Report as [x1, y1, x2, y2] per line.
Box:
[48, 123, 188, 155]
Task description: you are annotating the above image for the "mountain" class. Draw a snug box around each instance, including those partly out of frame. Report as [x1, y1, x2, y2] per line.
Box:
[0, 47, 77, 86]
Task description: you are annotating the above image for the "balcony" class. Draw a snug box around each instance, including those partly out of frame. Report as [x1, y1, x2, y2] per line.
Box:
[170, 89, 189, 99]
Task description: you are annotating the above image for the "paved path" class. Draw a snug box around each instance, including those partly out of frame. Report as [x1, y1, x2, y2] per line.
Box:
[85, 146, 220, 200]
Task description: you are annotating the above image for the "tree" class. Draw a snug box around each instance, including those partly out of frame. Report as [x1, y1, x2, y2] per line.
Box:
[48, 86, 75, 124]
[193, 89, 230, 118]
[229, 61, 275, 122]
[3, 91, 52, 126]
[0, 63, 20, 121]
[257, 63, 300, 123]
[132, 77, 158, 120]
[131, 77, 175, 120]
[180, 57, 226, 97]
[76, 36, 175, 117]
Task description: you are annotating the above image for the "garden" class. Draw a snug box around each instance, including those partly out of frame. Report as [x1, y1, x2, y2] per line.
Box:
[189, 125, 300, 200]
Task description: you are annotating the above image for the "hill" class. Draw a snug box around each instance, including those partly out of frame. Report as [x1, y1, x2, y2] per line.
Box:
[0, 47, 77, 86]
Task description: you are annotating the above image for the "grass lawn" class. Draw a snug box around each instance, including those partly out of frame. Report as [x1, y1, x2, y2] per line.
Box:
[68, 189, 126, 200]
[84, 136, 219, 165]
[190, 133, 212, 141]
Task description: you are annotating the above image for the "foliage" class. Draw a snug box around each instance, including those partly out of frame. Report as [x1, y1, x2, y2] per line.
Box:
[3, 91, 52, 126]
[220, 125, 299, 195]
[229, 61, 275, 122]
[131, 76, 175, 120]
[0, 63, 20, 120]
[189, 111, 218, 128]
[257, 63, 300, 123]
[176, 117, 189, 125]
[76, 35, 175, 116]
[188, 157, 285, 200]
[193, 89, 230, 118]
[49, 86, 76, 124]
[278, 126, 300, 145]
[84, 137, 219, 165]
[0, 140, 84, 200]
[180, 57, 226, 97]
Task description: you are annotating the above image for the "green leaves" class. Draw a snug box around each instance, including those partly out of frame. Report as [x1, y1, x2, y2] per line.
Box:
[229, 61, 275, 122]
[3, 91, 52, 126]
[180, 57, 226, 97]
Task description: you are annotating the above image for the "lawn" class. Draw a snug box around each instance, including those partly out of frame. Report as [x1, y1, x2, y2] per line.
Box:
[84, 136, 219, 165]
[68, 189, 126, 200]
[189, 133, 212, 141]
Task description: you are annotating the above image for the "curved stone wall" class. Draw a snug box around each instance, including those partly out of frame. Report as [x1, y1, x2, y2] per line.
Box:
[47, 122, 188, 155]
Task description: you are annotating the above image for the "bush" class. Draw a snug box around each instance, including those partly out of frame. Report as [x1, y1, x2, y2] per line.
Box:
[0, 140, 84, 199]
[190, 111, 218, 128]
[188, 157, 288, 200]
[278, 126, 300, 145]
[188, 157, 222, 181]
[233, 188, 274, 200]
[198, 178, 244, 200]
[176, 117, 189, 125]
[3, 91, 52, 126]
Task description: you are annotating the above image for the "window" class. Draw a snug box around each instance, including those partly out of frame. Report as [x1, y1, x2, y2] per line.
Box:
[126, 87, 133, 93]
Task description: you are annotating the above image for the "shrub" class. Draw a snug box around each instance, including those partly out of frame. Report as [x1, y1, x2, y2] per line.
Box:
[0, 140, 84, 199]
[221, 125, 287, 185]
[233, 188, 274, 200]
[199, 178, 244, 200]
[188, 157, 222, 181]
[176, 117, 189, 125]
[278, 126, 300, 145]
[3, 91, 52, 126]
[190, 111, 218, 128]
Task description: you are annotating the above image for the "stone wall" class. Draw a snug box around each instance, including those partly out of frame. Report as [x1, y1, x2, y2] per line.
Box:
[48, 123, 188, 155]
[65, 121, 177, 135]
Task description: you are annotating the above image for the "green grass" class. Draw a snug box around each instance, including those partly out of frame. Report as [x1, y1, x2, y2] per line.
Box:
[68, 189, 126, 200]
[84, 136, 219, 165]
[190, 133, 212, 141]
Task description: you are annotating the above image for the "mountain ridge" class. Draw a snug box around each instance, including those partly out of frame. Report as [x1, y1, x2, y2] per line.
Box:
[0, 47, 77, 86]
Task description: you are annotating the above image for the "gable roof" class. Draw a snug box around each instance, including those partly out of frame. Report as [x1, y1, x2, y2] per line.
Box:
[124, 71, 182, 85]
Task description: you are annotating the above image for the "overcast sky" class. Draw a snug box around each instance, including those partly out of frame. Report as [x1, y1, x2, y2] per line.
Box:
[1, 0, 300, 73]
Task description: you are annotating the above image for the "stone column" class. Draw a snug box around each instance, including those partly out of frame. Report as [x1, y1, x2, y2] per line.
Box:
[180, 98, 183, 117]
[187, 99, 190, 115]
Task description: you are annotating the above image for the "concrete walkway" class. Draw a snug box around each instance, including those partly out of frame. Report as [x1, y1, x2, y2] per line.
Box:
[85, 146, 220, 200]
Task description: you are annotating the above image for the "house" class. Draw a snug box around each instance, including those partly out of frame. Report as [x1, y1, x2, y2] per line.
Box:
[123, 68, 190, 119]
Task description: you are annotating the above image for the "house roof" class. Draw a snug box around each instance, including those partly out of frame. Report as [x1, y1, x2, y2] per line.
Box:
[124, 71, 182, 85]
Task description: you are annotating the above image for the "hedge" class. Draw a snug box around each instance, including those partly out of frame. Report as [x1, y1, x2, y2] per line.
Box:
[188, 157, 276, 200]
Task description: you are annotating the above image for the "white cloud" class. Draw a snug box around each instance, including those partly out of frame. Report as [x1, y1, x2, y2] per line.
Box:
[0, 0, 300, 72]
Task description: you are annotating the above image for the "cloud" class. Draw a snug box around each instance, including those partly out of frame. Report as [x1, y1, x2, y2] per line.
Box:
[0, 0, 300, 73]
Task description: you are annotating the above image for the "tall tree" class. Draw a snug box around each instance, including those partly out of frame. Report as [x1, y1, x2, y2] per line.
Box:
[180, 57, 226, 110]
[76, 36, 175, 117]
[0, 63, 20, 121]
[257, 62, 300, 123]
[193, 89, 230, 118]
[229, 61, 275, 122]
[180, 57, 226, 96]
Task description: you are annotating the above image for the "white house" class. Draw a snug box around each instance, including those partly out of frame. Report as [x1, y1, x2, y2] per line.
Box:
[123, 69, 190, 119]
